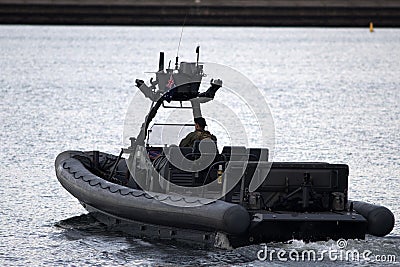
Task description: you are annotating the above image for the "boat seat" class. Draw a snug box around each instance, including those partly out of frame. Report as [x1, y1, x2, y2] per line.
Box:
[159, 141, 220, 188]
[221, 146, 247, 161]
[193, 139, 218, 153]
[192, 139, 218, 163]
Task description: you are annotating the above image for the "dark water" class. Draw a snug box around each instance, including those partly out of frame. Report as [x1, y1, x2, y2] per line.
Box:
[1, 26, 399, 266]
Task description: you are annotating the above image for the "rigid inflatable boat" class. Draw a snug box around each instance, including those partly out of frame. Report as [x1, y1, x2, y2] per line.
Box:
[55, 48, 394, 248]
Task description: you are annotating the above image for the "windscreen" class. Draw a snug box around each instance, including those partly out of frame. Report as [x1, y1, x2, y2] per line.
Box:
[147, 123, 195, 146]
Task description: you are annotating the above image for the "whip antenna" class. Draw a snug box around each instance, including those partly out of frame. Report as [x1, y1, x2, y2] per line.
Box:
[175, 13, 187, 69]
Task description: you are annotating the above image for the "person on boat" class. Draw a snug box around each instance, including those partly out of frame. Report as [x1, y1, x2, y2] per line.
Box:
[179, 117, 217, 147]
[153, 117, 217, 174]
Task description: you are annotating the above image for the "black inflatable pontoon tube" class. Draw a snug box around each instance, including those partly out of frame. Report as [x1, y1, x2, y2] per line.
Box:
[352, 200, 395, 237]
[55, 151, 251, 235]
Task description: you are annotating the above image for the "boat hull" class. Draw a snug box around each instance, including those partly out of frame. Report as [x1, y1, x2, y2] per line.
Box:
[55, 150, 394, 248]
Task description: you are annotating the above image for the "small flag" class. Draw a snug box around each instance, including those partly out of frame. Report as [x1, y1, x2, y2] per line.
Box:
[166, 74, 175, 89]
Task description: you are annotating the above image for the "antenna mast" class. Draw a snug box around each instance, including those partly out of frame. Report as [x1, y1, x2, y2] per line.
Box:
[176, 13, 187, 69]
